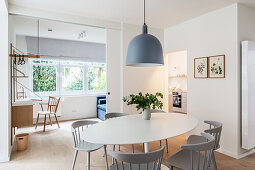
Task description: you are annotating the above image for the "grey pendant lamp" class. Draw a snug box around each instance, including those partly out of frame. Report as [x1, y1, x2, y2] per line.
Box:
[126, 0, 164, 67]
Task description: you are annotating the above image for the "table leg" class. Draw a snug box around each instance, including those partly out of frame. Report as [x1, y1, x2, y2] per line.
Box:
[144, 142, 150, 152]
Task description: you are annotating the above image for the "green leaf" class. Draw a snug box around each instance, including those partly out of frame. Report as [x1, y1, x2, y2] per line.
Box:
[123, 92, 164, 111]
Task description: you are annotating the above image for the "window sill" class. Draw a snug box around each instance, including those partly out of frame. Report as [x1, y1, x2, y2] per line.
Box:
[36, 92, 106, 99]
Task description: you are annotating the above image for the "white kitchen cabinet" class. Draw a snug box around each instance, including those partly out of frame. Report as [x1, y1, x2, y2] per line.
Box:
[181, 92, 187, 113]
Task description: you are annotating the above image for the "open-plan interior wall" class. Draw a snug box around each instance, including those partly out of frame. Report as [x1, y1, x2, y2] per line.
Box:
[164, 4, 242, 158]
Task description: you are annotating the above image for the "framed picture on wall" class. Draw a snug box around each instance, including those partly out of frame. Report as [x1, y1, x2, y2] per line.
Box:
[208, 55, 225, 78]
[194, 57, 208, 78]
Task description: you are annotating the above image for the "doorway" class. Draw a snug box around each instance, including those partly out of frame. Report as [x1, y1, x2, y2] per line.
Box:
[166, 50, 187, 113]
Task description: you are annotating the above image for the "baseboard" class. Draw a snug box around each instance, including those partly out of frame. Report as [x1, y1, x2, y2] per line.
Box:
[0, 155, 10, 162]
[217, 148, 255, 159]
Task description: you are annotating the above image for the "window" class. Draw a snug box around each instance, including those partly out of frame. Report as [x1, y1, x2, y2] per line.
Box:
[32, 60, 57, 92]
[62, 62, 84, 91]
[88, 63, 106, 92]
[30, 59, 106, 96]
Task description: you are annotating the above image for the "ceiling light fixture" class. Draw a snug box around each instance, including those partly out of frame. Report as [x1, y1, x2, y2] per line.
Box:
[126, 0, 164, 67]
[78, 30, 86, 39]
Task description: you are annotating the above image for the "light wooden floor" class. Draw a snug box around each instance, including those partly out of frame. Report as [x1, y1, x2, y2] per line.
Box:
[0, 119, 255, 170]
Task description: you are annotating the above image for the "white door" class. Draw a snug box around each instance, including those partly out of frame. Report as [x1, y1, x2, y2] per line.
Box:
[106, 29, 122, 113]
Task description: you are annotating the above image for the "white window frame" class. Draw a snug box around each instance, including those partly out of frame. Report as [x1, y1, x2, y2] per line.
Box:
[86, 63, 107, 94]
[60, 62, 85, 95]
[29, 59, 106, 97]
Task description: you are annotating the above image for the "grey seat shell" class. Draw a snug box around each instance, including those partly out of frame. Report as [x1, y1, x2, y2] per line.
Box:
[167, 133, 215, 170]
[187, 121, 222, 170]
[108, 147, 165, 170]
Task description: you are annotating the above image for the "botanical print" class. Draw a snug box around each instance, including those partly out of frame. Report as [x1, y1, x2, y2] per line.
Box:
[194, 57, 208, 78]
[209, 55, 225, 78]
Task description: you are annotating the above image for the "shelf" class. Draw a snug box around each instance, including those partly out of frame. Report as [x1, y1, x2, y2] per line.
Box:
[13, 76, 29, 78]
[168, 76, 187, 78]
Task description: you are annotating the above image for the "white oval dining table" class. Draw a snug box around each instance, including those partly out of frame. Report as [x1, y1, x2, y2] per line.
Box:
[81, 113, 198, 152]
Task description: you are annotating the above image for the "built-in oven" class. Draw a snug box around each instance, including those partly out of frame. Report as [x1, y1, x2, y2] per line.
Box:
[172, 92, 182, 108]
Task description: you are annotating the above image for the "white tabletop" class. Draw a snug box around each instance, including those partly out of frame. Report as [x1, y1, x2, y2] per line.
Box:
[81, 113, 198, 145]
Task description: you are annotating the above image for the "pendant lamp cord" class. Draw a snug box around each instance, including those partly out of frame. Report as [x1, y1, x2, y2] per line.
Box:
[144, 0, 145, 24]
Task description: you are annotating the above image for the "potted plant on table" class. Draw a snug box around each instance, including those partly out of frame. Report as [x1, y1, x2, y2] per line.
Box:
[123, 92, 163, 120]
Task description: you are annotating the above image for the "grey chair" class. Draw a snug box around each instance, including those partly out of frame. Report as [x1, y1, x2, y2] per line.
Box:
[166, 133, 215, 170]
[149, 109, 169, 153]
[105, 113, 134, 152]
[105, 112, 134, 165]
[71, 120, 108, 170]
[105, 112, 129, 120]
[108, 147, 165, 170]
[187, 121, 222, 170]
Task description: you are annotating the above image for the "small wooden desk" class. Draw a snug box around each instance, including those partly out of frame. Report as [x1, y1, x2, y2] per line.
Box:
[12, 102, 33, 128]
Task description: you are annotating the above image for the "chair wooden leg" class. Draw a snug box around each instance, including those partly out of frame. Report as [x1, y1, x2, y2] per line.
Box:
[49, 114, 52, 126]
[104, 145, 109, 170]
[165, 139, 169, 153]
[54, 114, 60, 128]
[142, 143, 145, 152]
[87, 152, 90, 170]
[43, 115, 46, 132]
[118, 145, 121, 151]
[212, 151, 217, 170]
[132, 144, 134, 153]
[35, 113, 40, 129]
[71, 150, 78, 170]
[160, 140, 162, 146]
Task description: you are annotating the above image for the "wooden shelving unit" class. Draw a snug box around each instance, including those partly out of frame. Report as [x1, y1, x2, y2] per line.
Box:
[9, 43, 41, 145]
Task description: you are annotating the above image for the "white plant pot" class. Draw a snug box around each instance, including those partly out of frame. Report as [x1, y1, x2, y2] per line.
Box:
[142, 108, 151, 120]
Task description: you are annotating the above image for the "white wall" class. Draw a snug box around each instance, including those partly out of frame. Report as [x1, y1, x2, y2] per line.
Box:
[0, 0, 10, 162]
[32, 96, 98, 122]
[106, 29, 122, 113]
[238, 4, 255, 43]
[167, 50, 187, 91]
[164, 4, 242, 157]
[53, 96, 97, 120]
[122, 23, 167, 114]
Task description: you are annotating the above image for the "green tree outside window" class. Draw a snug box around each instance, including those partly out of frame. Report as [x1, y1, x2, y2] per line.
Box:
[33, 65, 57, 92]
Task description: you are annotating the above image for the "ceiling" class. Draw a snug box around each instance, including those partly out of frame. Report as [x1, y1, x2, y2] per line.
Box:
[12, 15, 106, 44]
[8, 0, 255, 29]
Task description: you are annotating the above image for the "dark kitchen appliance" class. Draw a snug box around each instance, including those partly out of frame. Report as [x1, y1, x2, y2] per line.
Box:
[172, 92, 182, 108]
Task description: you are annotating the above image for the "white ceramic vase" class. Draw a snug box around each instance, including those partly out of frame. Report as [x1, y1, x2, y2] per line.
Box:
[142, 108, 151, 120]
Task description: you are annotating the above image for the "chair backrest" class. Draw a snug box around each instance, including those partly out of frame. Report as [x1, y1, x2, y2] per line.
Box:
[150, 109, 166, 113]
[181, 133, 215, 170]
[108, 147, 165, 170]
[204, 121, 222, 150]
[47, 96, 60, 114]
[71, 120, 99, 147]
[105, 112, 128, 120]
